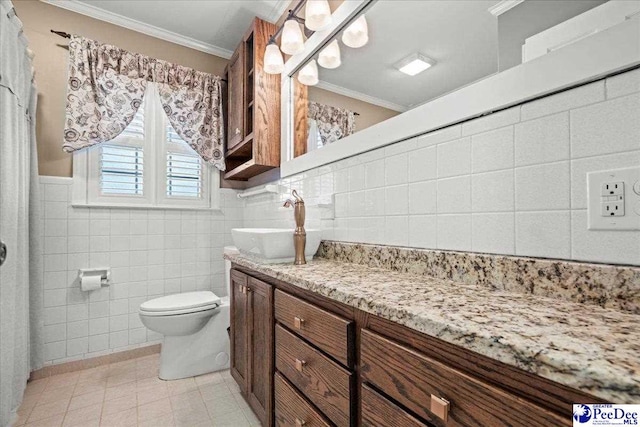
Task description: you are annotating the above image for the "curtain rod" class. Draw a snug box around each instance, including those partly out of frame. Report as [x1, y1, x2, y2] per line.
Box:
[50, 29, 228, 83]
[51, 29, 71, 39]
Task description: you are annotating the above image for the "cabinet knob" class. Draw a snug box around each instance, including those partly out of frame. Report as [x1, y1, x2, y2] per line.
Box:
[235, 127, 241, 135]
[293, 316, 305, 330]
[295, 358, 306, 373]
[430, 394, 450, 423]
[295, 419, 306, 427]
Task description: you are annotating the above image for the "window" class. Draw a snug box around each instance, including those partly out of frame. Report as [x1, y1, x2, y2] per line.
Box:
[100, 144, 144, 196]
[73, 83, 219, 209]
[165, 124, 202, 199]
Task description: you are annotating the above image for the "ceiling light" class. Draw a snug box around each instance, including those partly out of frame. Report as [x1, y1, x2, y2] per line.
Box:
[264, 42, 284, 74]
[298, 59, 319, 86]
[395, 53, 436, 76]
[342, 15, 368, 48]
[281, 19, 305, 55]
[318, 39, 341, 69]
[305, 0, 332, 31]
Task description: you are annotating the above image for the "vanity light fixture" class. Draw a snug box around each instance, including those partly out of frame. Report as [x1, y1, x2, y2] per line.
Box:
[395, 53, 436, 76]
[264, 41, 285, 74]
[318, 39, 341, 69]
[262, 2, 370, 77]
[298, 59, 319, 86]
[281, 18, 306, 55]
[304, 0, 332, 31]
[342, 15, 368, 48]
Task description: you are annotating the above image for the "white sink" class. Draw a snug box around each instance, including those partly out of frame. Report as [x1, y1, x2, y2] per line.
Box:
[231, 228, 322, 263]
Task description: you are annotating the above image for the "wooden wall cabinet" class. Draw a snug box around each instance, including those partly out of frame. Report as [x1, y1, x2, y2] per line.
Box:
[230, 270, 274, 426]
[224, 18, 281, 181]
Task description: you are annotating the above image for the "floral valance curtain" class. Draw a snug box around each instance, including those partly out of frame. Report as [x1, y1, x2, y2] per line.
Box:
[62, 36, 225, 171]
[308, 101, 356, 146]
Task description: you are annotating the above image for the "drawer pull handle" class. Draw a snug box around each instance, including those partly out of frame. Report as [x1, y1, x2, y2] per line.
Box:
[430, 394, 450, 423]
[235, 127, 241, 135]
[295, 419, 306, 427]
[293, 316, 305, 329]
[240, 285, 247, 294]
[295, 358, 306, 373]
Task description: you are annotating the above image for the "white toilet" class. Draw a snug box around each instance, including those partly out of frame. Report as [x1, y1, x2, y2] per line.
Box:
[139, 248, 237, 380]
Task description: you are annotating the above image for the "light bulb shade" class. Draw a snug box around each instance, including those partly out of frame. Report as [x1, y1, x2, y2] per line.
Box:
[304, 0, 332, 31]
[318, 39, 341, 69]
[298, 59, 319, 86]
[264, 43, 284, 74]
[342, 15, 368, 48]
[281, 19, 305, 55]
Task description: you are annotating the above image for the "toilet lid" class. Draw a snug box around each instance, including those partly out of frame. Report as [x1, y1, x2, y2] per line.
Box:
[140, 291, 221, 313]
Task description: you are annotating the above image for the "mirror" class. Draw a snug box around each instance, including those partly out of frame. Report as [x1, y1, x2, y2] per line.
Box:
[289, 0, 499, 158]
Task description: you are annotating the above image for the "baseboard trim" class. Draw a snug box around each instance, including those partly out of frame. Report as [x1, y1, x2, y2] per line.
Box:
[30, 344, 161, 380]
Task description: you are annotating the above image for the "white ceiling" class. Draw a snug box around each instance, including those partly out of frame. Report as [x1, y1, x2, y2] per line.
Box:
[47, 0, 499, 110]
[47, 0, 290, 57]
[314, 0, 499, 110]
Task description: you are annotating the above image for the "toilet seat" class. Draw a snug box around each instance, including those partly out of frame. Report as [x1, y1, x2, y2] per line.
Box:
[140, 291, 221, 317]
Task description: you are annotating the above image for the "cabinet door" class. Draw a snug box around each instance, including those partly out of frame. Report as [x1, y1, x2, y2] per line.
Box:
[247, 277, 273, 426]
[230, 270, 249, 393]
[227, 46, 244, 150]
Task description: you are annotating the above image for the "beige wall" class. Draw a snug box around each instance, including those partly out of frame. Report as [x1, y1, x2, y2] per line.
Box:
[14, 0, 228, 177]
[308, 86, 399, 132]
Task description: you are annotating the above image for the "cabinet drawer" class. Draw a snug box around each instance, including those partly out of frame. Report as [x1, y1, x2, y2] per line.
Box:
[276, 324, 353, 427]
[275, 289, 353, 367]
[361, 329, 569, 427]
[275, 372, 331, 427]
[362, 384, 428, 427]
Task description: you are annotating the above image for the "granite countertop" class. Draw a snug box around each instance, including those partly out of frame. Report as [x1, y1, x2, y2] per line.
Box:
[225, 253, 640, 404]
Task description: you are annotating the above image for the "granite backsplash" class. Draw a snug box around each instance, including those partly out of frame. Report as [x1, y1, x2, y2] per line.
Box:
[316, 241, 640, 314]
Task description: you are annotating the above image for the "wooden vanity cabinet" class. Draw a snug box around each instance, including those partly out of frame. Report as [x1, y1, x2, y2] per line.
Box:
[360, 329, 568, 427]
[230, 264, 603, 427]
[230, 270, 274, 426]
[274, 372, 331, 427]
[230, 270, 249, 392]
[224, 17, 280, 181]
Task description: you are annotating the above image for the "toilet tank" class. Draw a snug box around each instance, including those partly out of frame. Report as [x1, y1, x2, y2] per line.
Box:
[223, 246, 239, 296]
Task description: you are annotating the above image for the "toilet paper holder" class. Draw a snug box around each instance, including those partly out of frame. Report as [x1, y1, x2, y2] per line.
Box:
[78, 268, 111, 287]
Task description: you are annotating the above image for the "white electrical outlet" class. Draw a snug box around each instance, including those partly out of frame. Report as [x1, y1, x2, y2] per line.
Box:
[601, 201, 624, 217]
[602, 182, 624, 196]
[588, 167, 640, 230]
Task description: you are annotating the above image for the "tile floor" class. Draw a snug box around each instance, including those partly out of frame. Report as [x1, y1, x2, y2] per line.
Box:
[13, 354, 260, 427]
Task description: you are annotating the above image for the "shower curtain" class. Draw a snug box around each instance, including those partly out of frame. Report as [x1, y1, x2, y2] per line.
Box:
[0, 2, 43, 426]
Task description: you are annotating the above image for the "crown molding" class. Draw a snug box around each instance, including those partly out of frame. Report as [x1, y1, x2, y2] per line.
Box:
[488, 0, 525, 17]
[267, 0, 292, 23]
[41, 0, 233, 59]
[315, 80, 408, 113]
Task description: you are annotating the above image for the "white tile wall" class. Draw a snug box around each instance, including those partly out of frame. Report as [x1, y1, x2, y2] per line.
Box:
[39, 178, 242, 365]
[570, 93, 640, 158]
[437, 137, 470, 178]
[520, 81, 604, 121]
[515, 112, 570, 167]
[471, 126, 514, 173]
[241, 68, 640, 266]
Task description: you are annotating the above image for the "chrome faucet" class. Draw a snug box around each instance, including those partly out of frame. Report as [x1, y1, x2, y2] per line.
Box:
[283, 189, 306, 265]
